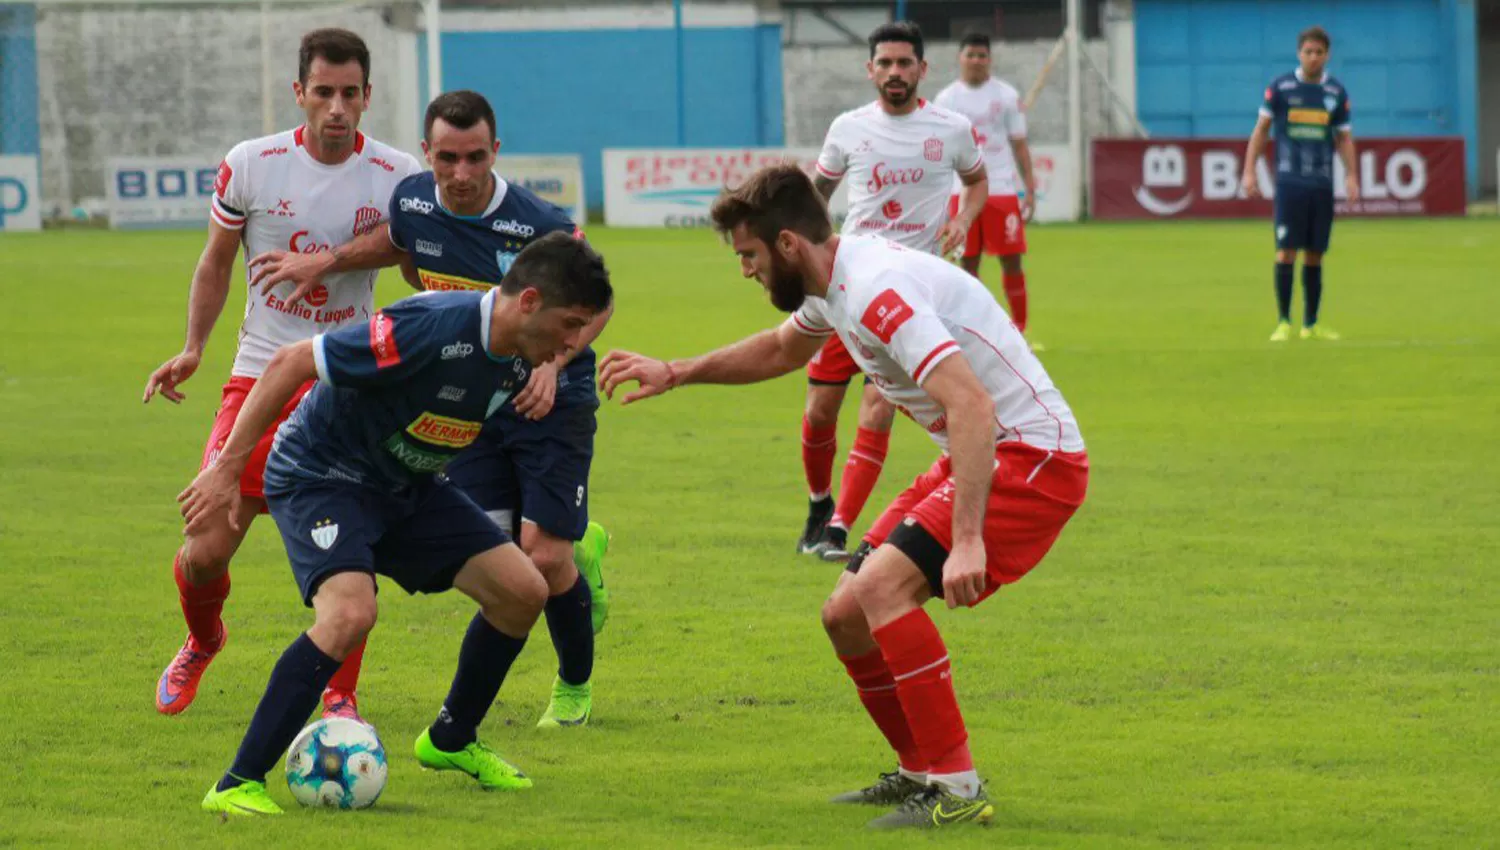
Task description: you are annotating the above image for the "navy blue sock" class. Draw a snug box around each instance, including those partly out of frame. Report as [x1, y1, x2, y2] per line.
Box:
[1303, 264, 1324, 327]
[545, 573, 594, 686]
[1274, 263, 1294, 322]
[428, 613, 528, 752]
[219, 633, 340, 791]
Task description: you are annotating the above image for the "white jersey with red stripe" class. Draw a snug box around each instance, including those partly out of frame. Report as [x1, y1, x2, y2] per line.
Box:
[210, 126, 421, 378]
[934, 78, 1027, 196]
[788, 234, 1084, 453]
[815, 100, 983, 254]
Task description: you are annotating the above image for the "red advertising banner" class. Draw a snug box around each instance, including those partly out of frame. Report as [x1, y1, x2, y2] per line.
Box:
[1089, 137, 1466, 220]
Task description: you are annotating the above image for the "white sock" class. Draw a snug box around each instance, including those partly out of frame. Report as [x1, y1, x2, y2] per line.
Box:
[897, 766, 928, 784]
[928, 769, 980, 799]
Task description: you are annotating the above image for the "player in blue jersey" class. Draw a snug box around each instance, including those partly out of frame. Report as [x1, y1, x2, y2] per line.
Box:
[185, 232, 613, 815]
[1242, 25, 1359, 342]
[247, 90, 613, 730]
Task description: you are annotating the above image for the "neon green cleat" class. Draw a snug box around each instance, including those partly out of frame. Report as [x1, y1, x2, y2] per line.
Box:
[1301, 324, 1340, 341]
[574, 521, 611, 634]
[866, 784, 995, 830]
[413, 728, 533, 791]
[537, 676, 592, 729]
[1269, 321, 1293, 342]
[201, 779, 284, 816]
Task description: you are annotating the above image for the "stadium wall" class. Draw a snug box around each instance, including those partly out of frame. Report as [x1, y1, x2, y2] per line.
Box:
[419, 2, 784, 212]
[0, 3, 39, 155]
[1132, 0, 1482, 198]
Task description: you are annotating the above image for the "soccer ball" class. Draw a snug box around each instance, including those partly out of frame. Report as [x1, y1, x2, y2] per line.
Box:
[284, 717, 388, 809]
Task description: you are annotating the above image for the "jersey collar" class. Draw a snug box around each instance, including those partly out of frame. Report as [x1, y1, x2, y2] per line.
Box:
[1294, 67, 1327, 84]
[434, 171, 509, 220]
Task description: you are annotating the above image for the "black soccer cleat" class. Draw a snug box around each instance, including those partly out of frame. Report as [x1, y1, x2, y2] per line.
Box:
[798, 496, 834, 555]
[812, 524, 851, 563]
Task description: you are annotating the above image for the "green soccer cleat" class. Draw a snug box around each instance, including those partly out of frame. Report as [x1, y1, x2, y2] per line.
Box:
[574, 521, 610, 634]
[201, 779, 284, 816]
[830, 770, 928, 805]
[1269, 321, 1293, 342]
[866, 784, 994, 830]
[536, 676, 592, 729]
[1301, 324, 1341, 341]
[414, 728, 533, 791]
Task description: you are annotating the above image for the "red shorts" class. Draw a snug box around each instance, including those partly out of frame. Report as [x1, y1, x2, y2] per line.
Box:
[863, 442, 1088, 605]
[950, 195, 1027, 258]
[201, 376, 315, 506]
[806, 334, 861, 385]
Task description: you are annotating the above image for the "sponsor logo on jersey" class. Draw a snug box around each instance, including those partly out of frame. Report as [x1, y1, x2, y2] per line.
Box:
[1288, 109, 1330, 126]
[289, 230, 332, 253]
[415, 239, 444, 257]
[260, 147, 290, 158]
[441, 341, 474, 360]
[406, 412, 483, 449]
[370, 311, 400, 368]
[881, 199, 903, 220]
[1277, 79, 1297, 91]
[418, 269, 491, 292]
[352, 205, 383, 237]
[866, 162, 926, 193]
[214, 161, 233, 198]
[400, 197, 435, 215]
[491, 219, 536, 237]
[925, 137, 945, 162]
[438, 385, 466, 402]
[368, 157, 396, 172]
[304, 285, 329, 307]
[861, 289, 915, 343]
[383, 435, 450, 473]
[268, 199, 295, 217]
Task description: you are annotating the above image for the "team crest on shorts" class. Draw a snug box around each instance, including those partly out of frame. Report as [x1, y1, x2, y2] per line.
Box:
[924, 137, 944, 162]
[311, 518, 340, 550]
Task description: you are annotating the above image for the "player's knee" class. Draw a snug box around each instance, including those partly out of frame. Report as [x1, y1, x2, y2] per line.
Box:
[857, 393, 895, 432]
[528, 545, 577, 594]
[506, 564, 549, 620]
[1000, 255, 1023, 274]
[321, 596, 378, 652]
[1303, 252, 1323, 266]
[820, 587, 863, 639]
[179, 535, 235, 581]
[805, 393, 841, 429]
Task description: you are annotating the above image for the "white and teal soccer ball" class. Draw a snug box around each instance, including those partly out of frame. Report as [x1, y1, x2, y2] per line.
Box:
[284, 717, 388, 809]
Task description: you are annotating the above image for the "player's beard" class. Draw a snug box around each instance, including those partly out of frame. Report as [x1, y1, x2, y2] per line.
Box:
[880, 80, 915, 108]
[766, 251, 808, 313]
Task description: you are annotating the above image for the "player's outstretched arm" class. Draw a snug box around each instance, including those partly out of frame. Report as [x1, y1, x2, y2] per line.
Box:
[1242, 115, 1272, 199]
[143, 220, 242, 404]
[920, 354, 997, 609]
[248, 222, 405, 308]
[178, 340, 316, 535]
[599, 322, 825, 405]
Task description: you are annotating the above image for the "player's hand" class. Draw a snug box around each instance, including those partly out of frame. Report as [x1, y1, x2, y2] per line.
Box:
[513, 360, 559, 421]
[178, 461, 244, 536]
[248, 249, 336, 308]
[598, 350, 674, 405]
[143, 349, 202, 404]
[1020, 192, 1037, 223]
[938, 218, 969, 258]
[1242, 173, 1262, 200]
[1344, 174, 1361, 204]
[941, 537, 988, 609]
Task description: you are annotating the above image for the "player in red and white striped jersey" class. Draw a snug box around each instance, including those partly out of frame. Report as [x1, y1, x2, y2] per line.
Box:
[598, 164, 1087, 829]
[800, 21, 989, 565]
[142, 29, 420, 720]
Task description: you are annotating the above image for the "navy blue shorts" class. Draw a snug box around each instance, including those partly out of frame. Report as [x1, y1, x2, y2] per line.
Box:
[1274, 182, 1335, 253]
[444, 393, 598, 542]
[266, 476, 510, 606]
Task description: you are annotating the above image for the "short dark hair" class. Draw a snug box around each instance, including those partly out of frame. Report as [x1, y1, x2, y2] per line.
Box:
[299, 29, 370, 87]
[500, 231, 612, 312]
[1298, 26, 1331, 49]
[709, 163, 834, 248]
[424, 90, 497, 142]
[958, 32, 992, 52]
[868, 21, 924, 61]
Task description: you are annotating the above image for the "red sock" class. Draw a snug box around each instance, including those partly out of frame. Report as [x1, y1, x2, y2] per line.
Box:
[326, 638, 367, 694]
[1002, 271, 1028, 333]
[830, 427, 889, 528]
[802, 416, 838, 498]
[872, 609, 973, 775]
[174, 552, 229, 651]
[840, 650, 928, 773]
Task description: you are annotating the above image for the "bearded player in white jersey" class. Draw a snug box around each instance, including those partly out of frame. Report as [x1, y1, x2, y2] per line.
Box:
[599, 164, 1087, 829]
[935, 32, 1040, 348]
[798, 21, 988, 564]
[142, 29, 420, 718]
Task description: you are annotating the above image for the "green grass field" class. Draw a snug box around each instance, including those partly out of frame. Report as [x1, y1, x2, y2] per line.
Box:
[1, 219, 1497, 848]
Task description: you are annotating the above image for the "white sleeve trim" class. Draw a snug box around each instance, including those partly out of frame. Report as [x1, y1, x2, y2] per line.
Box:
[312, 334, 334, 386]
[1258, 107, 1273, 118]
